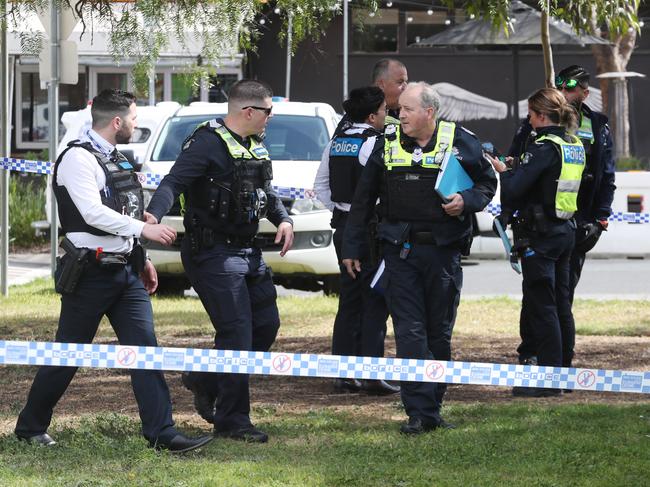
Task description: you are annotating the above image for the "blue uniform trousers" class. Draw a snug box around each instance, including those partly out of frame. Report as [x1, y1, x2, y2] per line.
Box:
[520, 225, 576, 367]
[383, 242, 462, 424]
[181, 239, 280, 430]
[331, 225, 389, 357]
[15, 262, 177, 443]
[517, 227, 582, 366]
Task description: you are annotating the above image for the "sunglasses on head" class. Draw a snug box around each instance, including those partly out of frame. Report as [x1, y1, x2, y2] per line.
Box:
[555, 77, 580, 89]
[243, 105, 272, 116]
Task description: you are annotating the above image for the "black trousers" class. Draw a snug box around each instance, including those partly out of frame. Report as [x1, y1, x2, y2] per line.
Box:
[383, 242, 462, 424]
[181, 239, 280, 431]
[517, 232, 585, 365]
[519, 228, 576, 367]
[331, 224, 389, 358]
[15, 262, 177, 443]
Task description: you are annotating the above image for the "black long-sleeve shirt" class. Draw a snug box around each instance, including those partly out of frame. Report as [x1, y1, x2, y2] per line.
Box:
[147, 118, 292, 235]
[342, 122, 497, 260]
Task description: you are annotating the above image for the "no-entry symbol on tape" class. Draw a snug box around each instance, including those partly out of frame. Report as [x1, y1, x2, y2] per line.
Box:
[117, 347, 136, 367]
[272, 354, 291, 373]
[426, 361, 445, 381]
[577, 370, 596, 388]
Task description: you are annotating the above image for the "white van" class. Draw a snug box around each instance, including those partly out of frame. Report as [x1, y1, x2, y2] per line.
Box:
[140, 100, 342, 295]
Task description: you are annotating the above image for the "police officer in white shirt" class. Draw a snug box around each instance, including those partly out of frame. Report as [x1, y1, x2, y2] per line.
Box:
[15, 89, 213, 453]
[314, 86, 399, 396]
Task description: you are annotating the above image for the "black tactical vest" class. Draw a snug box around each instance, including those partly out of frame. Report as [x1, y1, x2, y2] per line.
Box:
[186, 126, 273, 229]
[328, 127, 379, 204]
[53, 140, 144, 236]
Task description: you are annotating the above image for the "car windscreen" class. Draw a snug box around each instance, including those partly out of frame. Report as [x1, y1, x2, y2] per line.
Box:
[151, 114, 329, 162]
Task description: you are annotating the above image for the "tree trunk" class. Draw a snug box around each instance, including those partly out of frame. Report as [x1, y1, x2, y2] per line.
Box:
[589, 10, 637, 159]
[541, 6, 554, 87]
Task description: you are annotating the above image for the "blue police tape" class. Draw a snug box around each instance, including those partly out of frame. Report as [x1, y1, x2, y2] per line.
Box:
[1, 339, 648, 394]
[3, 157, 649, 223]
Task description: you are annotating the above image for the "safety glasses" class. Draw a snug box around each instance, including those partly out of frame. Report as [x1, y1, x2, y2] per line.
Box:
[555, 77, 580, 90]
[243, 105, 273, 116]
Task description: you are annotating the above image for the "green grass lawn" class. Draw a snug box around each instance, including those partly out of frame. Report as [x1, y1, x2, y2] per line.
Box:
[1, 279, 650, 486]
[3, 278, 650, 340]
[0, 405, 648, 486]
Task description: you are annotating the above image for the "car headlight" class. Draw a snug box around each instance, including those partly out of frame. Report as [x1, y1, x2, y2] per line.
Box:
[291, 198, 327, 215]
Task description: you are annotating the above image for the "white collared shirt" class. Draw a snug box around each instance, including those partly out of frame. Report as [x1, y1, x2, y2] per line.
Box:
[314, 122, 378, 212]
[55, 129, 144, 253]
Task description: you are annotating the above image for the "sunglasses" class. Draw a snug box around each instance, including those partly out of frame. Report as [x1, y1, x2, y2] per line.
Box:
[555, 77, 580, 90]
[243, 105, 272, 116]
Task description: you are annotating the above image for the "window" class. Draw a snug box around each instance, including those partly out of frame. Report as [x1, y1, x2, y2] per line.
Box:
[171, 73, 200, 105]
[352, 9, 398, 52]
[406, 9, 467, 46]
[16, 69, 88, 148]
[97, 72, 128, 92]
[151, 114, 329, 162]
[208, 74, 239, 102]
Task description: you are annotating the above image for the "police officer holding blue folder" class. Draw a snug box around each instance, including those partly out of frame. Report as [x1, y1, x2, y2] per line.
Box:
[342, 82, 496, 434]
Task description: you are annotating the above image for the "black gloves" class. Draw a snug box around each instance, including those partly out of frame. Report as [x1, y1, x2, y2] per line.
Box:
[575, 221, 604, 253]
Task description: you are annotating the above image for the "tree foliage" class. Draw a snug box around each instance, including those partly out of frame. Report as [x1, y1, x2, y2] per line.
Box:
[6, 0, 343, 95]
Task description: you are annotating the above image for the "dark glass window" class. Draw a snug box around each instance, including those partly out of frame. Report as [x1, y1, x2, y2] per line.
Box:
[352, 9, 398, 52]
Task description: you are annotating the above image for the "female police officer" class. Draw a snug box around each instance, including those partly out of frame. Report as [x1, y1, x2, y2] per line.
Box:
[490, 88, 585, 397]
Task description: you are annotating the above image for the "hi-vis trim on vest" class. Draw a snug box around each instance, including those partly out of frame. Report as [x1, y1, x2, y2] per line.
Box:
[536, 133, 586, 220]
[576, 114, 595, 144]
[2, 340, 648, 394]
[330, 137, 363, 157]
[384, 121, 456, 170]
[204, 119, 270, 161]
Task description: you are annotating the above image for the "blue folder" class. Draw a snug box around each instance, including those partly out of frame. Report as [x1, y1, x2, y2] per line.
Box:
[434, 153, 474, 202]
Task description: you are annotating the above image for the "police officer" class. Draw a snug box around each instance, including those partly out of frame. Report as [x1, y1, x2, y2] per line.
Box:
[335, 59, 408, 133]
[342, 82, 496, 433]
[506, 65, 616, 367]
[146, 80, 294, 443]
[314, 86, 399, 395]
[15, 89, 213, 453]
[491, 88, 585, 397]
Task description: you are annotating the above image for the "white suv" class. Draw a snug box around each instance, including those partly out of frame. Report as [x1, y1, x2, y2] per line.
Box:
[140, 101, 342, 295]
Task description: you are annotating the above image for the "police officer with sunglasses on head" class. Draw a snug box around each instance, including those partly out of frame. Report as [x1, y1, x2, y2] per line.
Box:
[500, 65, 616, 371]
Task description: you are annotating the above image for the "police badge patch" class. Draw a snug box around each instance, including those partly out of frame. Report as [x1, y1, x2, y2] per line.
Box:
[182, 138, 195, 151]
[521, 152, 532, 165]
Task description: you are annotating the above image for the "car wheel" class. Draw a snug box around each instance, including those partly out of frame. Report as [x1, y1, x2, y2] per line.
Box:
[322, 275, 340, 297]
[155, 276, 189, 297]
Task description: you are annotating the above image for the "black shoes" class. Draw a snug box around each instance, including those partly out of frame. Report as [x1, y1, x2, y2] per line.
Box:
[512, 386, 562, 398]
[182, 372, 217, 424]
[519, 356, 538, 366]
[214, 425, 269, 443]
[333, 378, 362, 393]
[399, 417, 456, 435]
[16, 432, 57, 446]
[152, 433, 214, 453]
[361, 379, 401, 395]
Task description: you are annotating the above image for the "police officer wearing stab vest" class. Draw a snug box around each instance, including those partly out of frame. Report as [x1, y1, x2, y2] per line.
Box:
[504, 66, 616, 369]
[314, 86, 399, 395]
[146, 80, 294, 443]
[342, 82, 496, 434]
[490, 88, 586, 397]
[15, 89, 212, 453]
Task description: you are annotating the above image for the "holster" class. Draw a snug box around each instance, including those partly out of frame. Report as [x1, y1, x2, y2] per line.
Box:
[55, 237, 89, 294]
